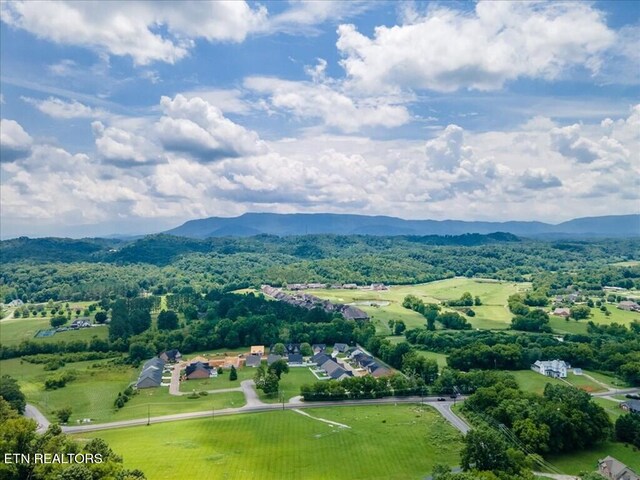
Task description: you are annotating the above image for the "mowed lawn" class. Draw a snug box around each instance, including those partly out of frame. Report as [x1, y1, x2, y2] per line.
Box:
[546, 441, 640, 475]
[0, 317, 108, 346]
[507, 370, 605, 395]
[592, 397, 625, 421]
[305, 278, 531, 332]
[77, 405, 464, 480]
[258, 366, 319, 403]
[117, 388, 245, 421]
[179, 366, 255, 393]
[0, 317, 52, 345]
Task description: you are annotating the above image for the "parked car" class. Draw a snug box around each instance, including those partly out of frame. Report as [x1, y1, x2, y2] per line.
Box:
[437, 397, 446, 401]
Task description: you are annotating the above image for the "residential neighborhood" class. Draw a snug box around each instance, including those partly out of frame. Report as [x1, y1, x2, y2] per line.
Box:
[260, 285, 370, 321]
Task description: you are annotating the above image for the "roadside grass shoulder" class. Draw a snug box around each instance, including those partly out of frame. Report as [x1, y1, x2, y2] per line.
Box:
[115, 389, 245, 421]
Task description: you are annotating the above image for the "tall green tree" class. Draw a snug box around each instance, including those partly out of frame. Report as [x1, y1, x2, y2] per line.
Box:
[268, 359, 290, 380]
[0, 375, 26, 414]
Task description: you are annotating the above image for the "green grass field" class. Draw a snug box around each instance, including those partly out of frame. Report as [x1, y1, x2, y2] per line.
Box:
[0, 317, 52, 345]
[1, 357, 137, 423]
[0, 357, 245, 423]
[0, 317, 108, 346]
[415, 350, 448, 367]
[258, 366, 319, 403]
[117, 388, 245, 421]
[507, 370, 605, 395]
[592, 398, 625, 421]
[583, 370, 628, 389]
[549, 304, 639, 335]
[179, 367, 255, 392]
[508, 370, 566, 395]
[546, 441, 640, 475]
[303, 278, 531, 332]
[76, 404, 464, 480]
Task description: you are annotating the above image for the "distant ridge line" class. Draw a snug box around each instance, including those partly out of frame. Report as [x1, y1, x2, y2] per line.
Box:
[164, 212, 640, 239]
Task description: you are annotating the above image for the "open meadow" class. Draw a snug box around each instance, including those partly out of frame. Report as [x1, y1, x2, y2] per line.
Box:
[549, 305, 639, 335]
[0, 357, 244, 423]
[0, 313, 108, 346]
[75, 404, 464, 480]
[303, 278, 531, 332]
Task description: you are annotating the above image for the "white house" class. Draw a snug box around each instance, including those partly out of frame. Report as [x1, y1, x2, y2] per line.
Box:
[531, 359, 568, 378]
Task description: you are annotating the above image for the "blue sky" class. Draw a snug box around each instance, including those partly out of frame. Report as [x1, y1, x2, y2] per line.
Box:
[1, 0, 638, 238]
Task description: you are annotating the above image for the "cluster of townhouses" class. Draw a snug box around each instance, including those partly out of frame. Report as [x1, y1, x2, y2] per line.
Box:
[261, 285, 369, 320]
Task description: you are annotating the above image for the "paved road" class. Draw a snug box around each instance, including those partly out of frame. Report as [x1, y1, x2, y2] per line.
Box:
[532, 473, 579, 480]
[592, 387, 639, 397]
[430, 401, 470, 434]
[25, 403, 51, 433]
[240, 379, 264, 407]
[59, 396, 466, 434]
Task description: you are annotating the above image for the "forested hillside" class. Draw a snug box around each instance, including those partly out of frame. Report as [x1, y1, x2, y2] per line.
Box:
[1, 234, 637, 302]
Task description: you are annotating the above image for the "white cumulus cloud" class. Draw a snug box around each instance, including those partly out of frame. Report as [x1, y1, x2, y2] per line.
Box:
[0, 119, 33, 161]
[156, 94, 267, 162]
[336, 1, 615, 93]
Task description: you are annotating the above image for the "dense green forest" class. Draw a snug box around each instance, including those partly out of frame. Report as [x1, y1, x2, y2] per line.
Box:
[1, 234, 638, 302]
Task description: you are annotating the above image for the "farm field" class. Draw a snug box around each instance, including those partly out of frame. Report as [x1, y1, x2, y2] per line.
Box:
[76, 404, 464, 480]
[303, 278, 531, 332]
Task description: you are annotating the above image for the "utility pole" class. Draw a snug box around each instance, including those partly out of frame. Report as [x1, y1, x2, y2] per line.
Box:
[146, 404, 150, 426]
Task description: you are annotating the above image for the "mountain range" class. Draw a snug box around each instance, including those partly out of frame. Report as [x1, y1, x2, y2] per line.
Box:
[165, 213, 640, 239]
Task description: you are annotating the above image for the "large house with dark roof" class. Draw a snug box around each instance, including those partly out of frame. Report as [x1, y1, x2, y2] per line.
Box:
[287, 353, 304, 365]
[320, 359, 350, 380]
[312, 344, 326, 354]
[185, 361, 214, 380]
[159, 349, 182, 363]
